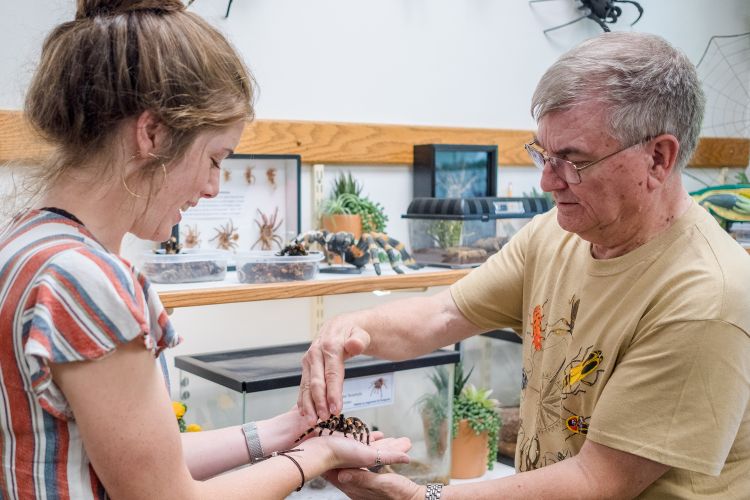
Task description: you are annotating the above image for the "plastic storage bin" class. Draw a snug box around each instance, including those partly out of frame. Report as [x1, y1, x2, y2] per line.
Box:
[234, 251, 324, 283]
[402, 197, 551, 268]
[175, 343, 459, 485]
[140, 250, 228, 284]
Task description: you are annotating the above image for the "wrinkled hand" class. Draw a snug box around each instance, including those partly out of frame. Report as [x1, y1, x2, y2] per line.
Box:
[324, 468, 423, 500]
[306, 435, 411, 471]
[298, 315, 371, 424]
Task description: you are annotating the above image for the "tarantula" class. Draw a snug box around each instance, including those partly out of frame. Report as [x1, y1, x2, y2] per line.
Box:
[266, 168, 277, 189]
[294, 230, 421, 275]
[252, 207, 283, 250]
[209, 220, 240, 251]
[244, 165, 256, 185]
[530, 0, 643, 33]
[295, 414, 371, 445]
[161, 236, 182, 254]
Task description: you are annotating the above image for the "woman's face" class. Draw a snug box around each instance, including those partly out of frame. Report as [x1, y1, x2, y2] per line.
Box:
[133, 121, 245, 242]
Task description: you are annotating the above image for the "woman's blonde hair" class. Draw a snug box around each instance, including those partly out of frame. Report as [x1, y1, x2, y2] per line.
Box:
[24, 0, 255, 190]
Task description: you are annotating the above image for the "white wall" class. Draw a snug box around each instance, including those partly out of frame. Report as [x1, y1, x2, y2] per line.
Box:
[2, 1, 749, 392]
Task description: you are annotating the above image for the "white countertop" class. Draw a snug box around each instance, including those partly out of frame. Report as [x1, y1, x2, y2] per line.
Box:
[287, 462, 516, 499]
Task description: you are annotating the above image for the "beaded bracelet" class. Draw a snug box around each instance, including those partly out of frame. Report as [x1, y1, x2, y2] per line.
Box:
[253, 449, 306, 492]
[241, 421, 264, 460]
[425, 482, 444, 500]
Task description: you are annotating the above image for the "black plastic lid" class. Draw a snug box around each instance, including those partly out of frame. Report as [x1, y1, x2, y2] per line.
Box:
[401, 197, 551, 220]
[175, 342, 460, 393]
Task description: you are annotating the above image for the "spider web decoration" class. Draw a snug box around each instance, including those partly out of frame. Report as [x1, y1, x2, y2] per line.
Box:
[696, 32, 750, 139]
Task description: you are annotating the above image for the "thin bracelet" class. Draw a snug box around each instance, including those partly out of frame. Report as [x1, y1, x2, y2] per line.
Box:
[425, 483, 444, 500]
[241, 421, 264, 461]
[253, 449, 305, 491]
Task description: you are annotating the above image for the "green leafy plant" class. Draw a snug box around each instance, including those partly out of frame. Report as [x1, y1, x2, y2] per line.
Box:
[452, 362, 501, 470]
[416, 365, 452, 456]
[322, 172, 389, 232]
[426, 220, 464, 248]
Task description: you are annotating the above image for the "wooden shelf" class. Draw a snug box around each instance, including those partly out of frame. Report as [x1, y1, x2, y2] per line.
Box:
[156, 267, 471, 309]
[2, 110, 748, 167]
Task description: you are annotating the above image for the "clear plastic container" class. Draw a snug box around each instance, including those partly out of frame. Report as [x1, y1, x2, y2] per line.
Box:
[235, 251, 324, 283]
[140, 250, 228, 284]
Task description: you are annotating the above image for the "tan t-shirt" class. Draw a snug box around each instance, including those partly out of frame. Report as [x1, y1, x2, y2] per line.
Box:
[451, 202, 750, 498]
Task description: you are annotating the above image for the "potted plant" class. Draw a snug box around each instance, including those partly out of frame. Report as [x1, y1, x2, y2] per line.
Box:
[416, 365, 452, 459]
[321, 172, 388, 237]
[450, 362, 502, 479]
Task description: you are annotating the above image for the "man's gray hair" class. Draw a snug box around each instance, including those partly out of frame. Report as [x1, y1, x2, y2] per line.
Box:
[531, 32, 705, 170]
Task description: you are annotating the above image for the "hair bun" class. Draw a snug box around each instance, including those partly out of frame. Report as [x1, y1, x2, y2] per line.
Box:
[76, 0, 185, 19]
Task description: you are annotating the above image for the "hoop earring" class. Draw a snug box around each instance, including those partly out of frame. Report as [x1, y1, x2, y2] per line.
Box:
[122, 153, 168, 198]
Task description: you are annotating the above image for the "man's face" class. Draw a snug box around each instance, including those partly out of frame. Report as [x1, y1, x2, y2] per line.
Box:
[537, 101, 653, 247]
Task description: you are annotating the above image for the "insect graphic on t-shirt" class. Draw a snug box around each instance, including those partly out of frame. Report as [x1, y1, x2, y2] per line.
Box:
[563, 405, 590, 441]
[517, 432, 541, 472]
[528, 299, 549, 351]
[562, 346, 604, 397]
[549, 295, 580, 337]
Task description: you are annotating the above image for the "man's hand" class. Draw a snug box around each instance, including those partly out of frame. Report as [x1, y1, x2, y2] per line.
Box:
[298, 314, 371, 424]
[323, 468, 423, 500]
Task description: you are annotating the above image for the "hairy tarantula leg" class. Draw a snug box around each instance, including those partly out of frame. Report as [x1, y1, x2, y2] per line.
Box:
[376, 232, 422, 270]
[358, 233, 382, 275]
[372, 233, 407, 274]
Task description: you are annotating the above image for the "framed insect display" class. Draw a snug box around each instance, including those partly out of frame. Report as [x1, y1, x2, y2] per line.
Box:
[177, 154, 301, 254]
[413, 144, 498, 199]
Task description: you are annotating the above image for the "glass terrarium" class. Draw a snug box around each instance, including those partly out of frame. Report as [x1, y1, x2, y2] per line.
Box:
[402, 197, 551, 268]
[175, 343, 459, 486]
[460, 330, 523, 462]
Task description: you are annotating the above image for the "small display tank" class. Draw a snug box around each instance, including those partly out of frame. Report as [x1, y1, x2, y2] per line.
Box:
[460, 330, 523, 462]
[175, 343, 459, 486]
[402, 197, 551, 268]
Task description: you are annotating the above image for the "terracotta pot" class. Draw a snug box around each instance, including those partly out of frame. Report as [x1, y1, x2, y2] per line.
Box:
[421, 412, 449, 459]
[450, 419, 488, 479]
[320, 214, 362, 264]
[320, 214, 362, 239]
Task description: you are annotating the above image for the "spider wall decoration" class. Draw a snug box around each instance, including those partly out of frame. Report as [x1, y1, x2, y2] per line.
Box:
[252, 207, 284, 251]
[210, 220, 240, 251]
[530, 0, 643, 33]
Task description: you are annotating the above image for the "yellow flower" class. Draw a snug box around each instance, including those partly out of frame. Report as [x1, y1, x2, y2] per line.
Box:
[172, 401, 187, 419]
[186, 423, 202, 432]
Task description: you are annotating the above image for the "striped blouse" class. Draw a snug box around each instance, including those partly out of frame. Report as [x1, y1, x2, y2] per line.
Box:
[0, 209, 180, 499]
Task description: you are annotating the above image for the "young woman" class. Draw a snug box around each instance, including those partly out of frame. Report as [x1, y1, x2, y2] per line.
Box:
[0, 1, 410, 498]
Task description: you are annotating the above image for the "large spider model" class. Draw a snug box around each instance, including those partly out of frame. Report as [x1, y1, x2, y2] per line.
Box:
[295, 414, 371, 445]
[530, 0, 643, 33]
[294, 230, 421, 275]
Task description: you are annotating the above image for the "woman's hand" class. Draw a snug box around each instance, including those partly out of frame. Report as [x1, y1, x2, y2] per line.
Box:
[303, 434, 411, 471]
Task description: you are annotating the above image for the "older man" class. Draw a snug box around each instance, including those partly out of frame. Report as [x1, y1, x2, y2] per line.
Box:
[298, 32, 750, 499]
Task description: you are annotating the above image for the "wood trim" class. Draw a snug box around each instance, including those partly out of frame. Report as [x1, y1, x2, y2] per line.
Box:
[157, 269, 470, 308]
[2, 109, 747, 167]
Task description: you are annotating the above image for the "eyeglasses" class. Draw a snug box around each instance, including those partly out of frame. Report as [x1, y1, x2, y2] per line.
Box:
[524, 139, 649, 185]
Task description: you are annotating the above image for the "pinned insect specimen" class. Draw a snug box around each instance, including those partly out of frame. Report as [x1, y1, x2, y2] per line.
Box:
[222, 168, 232, 183]
[252, 207, 283, 250]
[295, 413, 371, 445]
[210, 220, 240, 251]
[182, 224, 201, 249]
[266, 168, 277, 189]
[244, 165, 256, 185]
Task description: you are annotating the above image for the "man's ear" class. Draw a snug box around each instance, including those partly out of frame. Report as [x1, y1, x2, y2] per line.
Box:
[134, 110, 168, 156]
[648, 134, 680, 183]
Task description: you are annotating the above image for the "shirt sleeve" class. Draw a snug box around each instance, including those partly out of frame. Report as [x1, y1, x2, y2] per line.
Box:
[449, 213, 534, 331]
[22, 246, 178, 420]
[586, 319, 750, 476]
